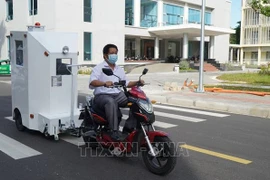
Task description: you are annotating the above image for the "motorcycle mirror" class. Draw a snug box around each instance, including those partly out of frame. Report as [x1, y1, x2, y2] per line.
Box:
[142, 68, 148, 75]
[102, 68, 114, 76]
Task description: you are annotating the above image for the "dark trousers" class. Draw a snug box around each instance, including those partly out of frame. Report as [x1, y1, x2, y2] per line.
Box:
[94, 91, 129, 131]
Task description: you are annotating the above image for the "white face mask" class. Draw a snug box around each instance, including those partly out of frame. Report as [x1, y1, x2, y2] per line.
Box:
[108, 54, 118, 64]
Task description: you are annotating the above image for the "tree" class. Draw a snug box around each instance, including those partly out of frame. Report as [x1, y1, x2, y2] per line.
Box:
[230, 33, 236, 44]
[230, 21, 241, 44]
[235, 21, 241, 44]
[249, 0, 270, 17]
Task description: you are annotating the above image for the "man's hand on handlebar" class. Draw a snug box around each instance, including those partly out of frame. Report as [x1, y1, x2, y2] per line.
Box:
[104, 81, 113, 87]
[137, 79, 145, 86]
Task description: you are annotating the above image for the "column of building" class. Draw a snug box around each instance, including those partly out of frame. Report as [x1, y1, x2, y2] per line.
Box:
[134, 0, 141, 59]
[154, 0, 164, 59]
[209, 36, 215, 59]
[258, 47, 261, 65]
[181, 3, 189, 59]
[237, 48, 240, 63]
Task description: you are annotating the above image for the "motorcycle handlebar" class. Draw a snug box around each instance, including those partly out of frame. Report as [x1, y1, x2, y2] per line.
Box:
[107, 84, 123, 88]
[106, 82, 150, 88]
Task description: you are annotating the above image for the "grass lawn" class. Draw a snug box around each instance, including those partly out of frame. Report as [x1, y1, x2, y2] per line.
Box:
[216, 73, 270, 86]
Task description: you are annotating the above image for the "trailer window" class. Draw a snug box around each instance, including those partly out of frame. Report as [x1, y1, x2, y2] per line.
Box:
[56, 58, 72, 75]
[15, 41, 24, 66]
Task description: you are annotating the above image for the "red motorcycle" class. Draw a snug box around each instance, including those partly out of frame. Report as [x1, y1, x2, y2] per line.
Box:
[81, 68, 177, 176]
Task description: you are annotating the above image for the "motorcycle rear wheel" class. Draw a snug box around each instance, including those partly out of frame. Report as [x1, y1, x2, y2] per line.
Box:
[82, 109, 98, 148]
[142, 136, 177, 176]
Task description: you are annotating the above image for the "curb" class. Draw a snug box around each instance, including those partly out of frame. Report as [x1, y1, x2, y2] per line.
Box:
[147, 95, 270, 119]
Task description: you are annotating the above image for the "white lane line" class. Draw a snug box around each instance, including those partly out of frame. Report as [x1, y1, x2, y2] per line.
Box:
[4, 116, 126, 146]
[153, 121, 178, 128]
[0, 132, 42, 160]
[122, 114, 178, 128]
[154, 111, 206, 122]
[5, 116, 14, 122]
[60, 136, 84, 146]
[153, 104, 230, 118]
[0, 81, 11, 84]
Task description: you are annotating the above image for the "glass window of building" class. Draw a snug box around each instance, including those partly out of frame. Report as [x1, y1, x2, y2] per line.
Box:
[29, 0, 38, 15]
[7, 36, 11, 59]
[205, 12, 211, 25]
[125, 0, 134, 25]
[251, 52, 258, 60]
[266, 51, 270, 60]
[84, 0, 92, 22]
[6, 0, 13, 20]
[84, 32, 92, 60]
[125, 39, 136, 59]
[188, 8, 211, 25]
[163, 4, 184, 25]
[188, 8, 200, 24]
[141, 0, 157, 27]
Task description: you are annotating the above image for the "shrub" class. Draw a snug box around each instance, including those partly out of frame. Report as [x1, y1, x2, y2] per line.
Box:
[179, 59, 190, 70]
[78, 67, 92, 75]
[258, 63, 270, 75]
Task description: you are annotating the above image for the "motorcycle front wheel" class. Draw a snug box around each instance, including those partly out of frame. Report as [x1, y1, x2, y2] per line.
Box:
[142, 136, 177, 176]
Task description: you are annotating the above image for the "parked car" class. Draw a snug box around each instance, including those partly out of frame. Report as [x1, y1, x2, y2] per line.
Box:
[0, 59, 11, 75]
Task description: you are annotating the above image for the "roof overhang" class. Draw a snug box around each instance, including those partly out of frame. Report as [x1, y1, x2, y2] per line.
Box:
[148, 24, 235, 39]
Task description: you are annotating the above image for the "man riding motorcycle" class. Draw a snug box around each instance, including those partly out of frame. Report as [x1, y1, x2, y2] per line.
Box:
[89, 44, 144, 140]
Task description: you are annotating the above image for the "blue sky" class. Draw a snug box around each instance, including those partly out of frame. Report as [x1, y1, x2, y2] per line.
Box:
[230, 0, 242, 28]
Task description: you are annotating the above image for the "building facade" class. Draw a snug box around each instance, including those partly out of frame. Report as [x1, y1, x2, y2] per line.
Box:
[0, 0, 234, 65]
[238, 0, 270, 65]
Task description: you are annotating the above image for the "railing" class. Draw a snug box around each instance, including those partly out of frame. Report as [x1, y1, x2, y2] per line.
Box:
[243, 58, 270, 65]
[163, 13, 183, 26]
[188, 20, 212, 26]
[244, 39, 259, 44]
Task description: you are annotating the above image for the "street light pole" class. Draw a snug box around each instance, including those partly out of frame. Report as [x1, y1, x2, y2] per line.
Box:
[197, 0, 205, 93]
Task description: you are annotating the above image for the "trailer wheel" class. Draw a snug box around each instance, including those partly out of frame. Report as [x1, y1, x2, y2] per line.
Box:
[14, 109, 26, 131]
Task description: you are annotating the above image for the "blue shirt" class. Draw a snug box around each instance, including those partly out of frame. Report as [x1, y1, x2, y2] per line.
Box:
[89, 60, 129, 95]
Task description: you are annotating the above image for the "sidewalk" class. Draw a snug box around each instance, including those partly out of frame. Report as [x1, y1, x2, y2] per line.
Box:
[78, 67, 270, 119]
[147, 90, 270, 119]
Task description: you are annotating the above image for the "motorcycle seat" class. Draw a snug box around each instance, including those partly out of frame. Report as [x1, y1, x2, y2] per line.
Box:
[89, 98, 108, 125]
[89, 97, 123, 126]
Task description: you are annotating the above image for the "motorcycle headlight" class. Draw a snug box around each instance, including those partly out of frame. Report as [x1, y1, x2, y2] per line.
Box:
[138, 99, 153, 113]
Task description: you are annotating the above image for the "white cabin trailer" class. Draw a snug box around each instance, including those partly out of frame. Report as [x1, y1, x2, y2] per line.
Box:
[10, 24, 82, 140]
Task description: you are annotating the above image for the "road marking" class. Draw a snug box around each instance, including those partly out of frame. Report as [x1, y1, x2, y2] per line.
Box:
[180, 144, 252, 165]
[0, 132, 42, 160]
[122, 114, 178, 128]
[153, 104, 230, 117]
[60, 136, 84, 146]
[154, 111, 206, 123]
[0, 81, 11, 84]
[5, 116, 14, 122]
[5, 116, 125, 146]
